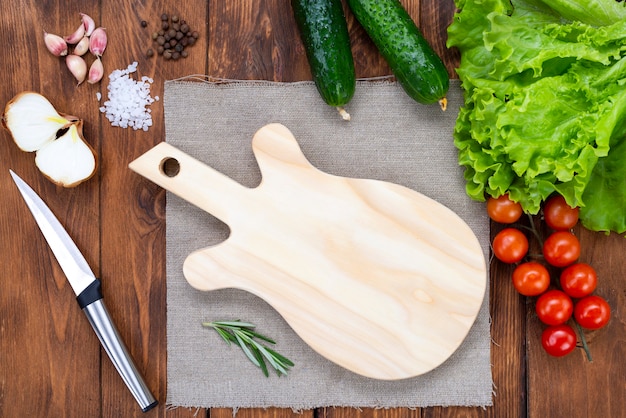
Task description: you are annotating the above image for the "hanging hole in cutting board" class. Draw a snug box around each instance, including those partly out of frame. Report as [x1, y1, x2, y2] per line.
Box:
[161, 157, 180, 177]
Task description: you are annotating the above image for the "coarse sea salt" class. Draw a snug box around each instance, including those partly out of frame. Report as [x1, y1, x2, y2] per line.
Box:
[98, 61, 159, 131]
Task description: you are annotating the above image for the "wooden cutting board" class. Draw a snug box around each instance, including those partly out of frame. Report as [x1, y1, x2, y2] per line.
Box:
[129, 123, 487, 380]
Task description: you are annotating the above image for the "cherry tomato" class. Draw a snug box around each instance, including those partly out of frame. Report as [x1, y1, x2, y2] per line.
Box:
[492, 228, 528, 264]
[542, 231, 580, 267]
[541, 324, 577, 357]
[487, 194, 523, 224]
[536, 290, 573, 326]
[560, 263, 597, 298]
[512, 262, 550, 296]
[574, 295, 611, 330]
[543, 195, 579, 231]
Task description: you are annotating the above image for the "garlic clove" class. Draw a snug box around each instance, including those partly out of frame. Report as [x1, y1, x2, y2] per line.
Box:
[64, 22, 86, 45]
[87, 57, 104, 84]
[34, 121, 97, 188]
[44, 32, 68, 56]
[89, 27, 107, 57]
[2, 92, 72, 152]
[66, 55, 87, 84]
[73, 36, 90, 56]
[80, 13, 95, 37]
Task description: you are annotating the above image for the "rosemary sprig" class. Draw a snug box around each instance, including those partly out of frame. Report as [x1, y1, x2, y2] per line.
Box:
[202, 320, 294, 377]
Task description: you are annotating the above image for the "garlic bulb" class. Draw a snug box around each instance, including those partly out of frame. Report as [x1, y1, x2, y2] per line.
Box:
[44, 14, 106, 85]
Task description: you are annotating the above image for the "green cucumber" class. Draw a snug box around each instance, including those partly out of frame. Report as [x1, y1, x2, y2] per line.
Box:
[291, 0, 356, 120]
[346, 0, 449, 109]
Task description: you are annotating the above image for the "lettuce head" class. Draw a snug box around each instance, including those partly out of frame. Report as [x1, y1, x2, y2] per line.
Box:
[447, 0, 626, 233]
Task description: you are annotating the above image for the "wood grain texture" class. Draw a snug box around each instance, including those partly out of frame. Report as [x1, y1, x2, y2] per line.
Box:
[0, 1, 102, 417]
[212, 408, 314, 418]
[2, 0, 623, 417]
[97, 1, 208, 417]
[129, 124, 486, 380]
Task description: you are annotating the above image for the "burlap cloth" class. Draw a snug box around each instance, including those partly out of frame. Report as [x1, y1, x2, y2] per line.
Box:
[163, 78, 493, 409]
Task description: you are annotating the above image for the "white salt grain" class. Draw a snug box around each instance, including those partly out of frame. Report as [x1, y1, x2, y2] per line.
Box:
[99, 61, 159, 131]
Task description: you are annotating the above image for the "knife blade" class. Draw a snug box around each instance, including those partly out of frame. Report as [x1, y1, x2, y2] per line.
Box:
[9, 170, 158, 413]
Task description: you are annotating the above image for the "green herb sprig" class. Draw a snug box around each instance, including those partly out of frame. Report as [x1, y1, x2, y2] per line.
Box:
[202, 320, 294, 377]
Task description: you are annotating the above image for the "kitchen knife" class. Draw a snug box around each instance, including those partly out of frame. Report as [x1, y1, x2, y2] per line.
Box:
[9, 170, 157, 413]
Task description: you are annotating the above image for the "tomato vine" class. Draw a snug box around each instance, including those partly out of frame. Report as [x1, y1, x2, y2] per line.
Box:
[487, 194, 611, 360]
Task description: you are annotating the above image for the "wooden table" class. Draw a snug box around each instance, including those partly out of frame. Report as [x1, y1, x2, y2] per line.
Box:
[1, 1, 623, 417]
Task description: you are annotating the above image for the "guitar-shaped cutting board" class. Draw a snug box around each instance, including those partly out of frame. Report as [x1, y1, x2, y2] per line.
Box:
[129, 123, 486, 380]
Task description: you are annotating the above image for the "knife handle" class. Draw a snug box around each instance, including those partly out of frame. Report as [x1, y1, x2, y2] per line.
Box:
[78, 280, 158, 413]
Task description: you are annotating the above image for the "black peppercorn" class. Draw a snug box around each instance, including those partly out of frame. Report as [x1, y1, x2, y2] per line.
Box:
[151, 12, 199, 62]
[141, 20, 148, 28]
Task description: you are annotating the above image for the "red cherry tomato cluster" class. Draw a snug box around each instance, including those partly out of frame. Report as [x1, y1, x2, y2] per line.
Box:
[487, 194, 611, 358]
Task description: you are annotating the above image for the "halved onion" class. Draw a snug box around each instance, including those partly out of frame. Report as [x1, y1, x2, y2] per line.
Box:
[34, 121, 97, 187]
[3, 92, 96, 187]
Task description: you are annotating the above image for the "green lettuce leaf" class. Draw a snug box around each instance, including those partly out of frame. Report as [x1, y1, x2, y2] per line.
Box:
[537, 0, 626, 26]
[580, 87, 626, 233]
[448, 0, 626, 232]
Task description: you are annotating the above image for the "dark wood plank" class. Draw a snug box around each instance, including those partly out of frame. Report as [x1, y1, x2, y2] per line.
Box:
[213, 408, 313, 418]
[420, 0, 460, 79]
[0, 1, 103, 416]
[322, 407, 420, 418]
[208, 0, 310, 81]
[97, 0, 207, 416]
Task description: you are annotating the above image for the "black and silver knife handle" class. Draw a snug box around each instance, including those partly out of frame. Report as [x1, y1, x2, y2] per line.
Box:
[77, 280, 158, 413]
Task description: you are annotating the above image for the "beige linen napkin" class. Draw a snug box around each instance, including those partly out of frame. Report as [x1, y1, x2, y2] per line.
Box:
[163, 78, 492, 409]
